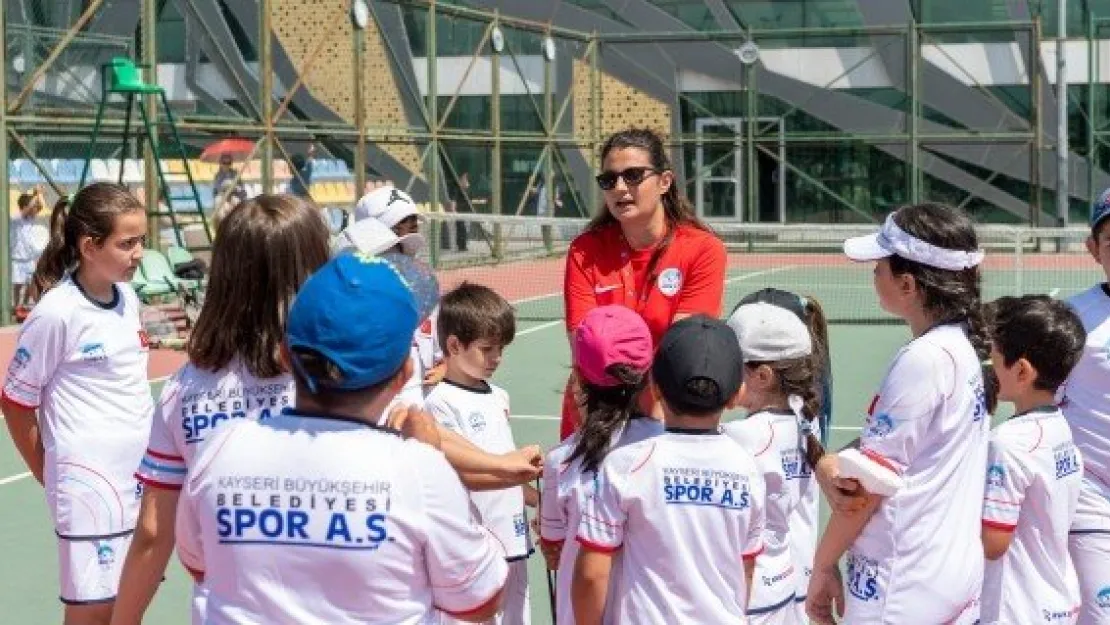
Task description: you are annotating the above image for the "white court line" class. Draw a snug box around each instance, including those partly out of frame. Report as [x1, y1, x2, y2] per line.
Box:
[1049, 288, 1061, 298]
[514, 266, 800, 340]
[517, 320, 563, 337]
[0, 471, 31, 486]
[511, 291, 562, 307]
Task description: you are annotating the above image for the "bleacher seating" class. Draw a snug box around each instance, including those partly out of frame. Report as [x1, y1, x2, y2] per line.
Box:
[6, 157, 358, 215]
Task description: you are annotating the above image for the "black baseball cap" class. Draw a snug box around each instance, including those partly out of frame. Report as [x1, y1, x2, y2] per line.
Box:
[652, 315, 744, 416]
[737, 287, 806, 321]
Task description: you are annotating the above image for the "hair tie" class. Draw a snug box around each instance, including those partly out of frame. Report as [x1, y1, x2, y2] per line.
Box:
[789, 394, 813, 436]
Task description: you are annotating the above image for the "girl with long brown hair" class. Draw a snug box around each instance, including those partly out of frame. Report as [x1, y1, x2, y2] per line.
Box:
[1, 182, 151, 625]
[112, 194, 332, 625]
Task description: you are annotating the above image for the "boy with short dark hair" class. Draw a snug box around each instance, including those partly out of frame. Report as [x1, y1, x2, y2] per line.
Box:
[981, 295, 1087, 624]
[425, 282, 532, 625]
[571, 315, 767, 625]
[1061, 191, 1110, 625]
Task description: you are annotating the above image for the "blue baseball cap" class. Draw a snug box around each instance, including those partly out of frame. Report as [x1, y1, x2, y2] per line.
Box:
[286, 252, 419, 393]
[1092, 187, 1110, 233]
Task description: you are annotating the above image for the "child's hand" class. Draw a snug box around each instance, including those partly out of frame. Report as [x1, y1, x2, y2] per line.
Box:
[423, 362, 446, 387]
[523, 483, 540, 508]
[815, 455, 869, 514]
[806, 565, 845, 625]
[497, 445, 543, 483]
[387, 404, 442, 450]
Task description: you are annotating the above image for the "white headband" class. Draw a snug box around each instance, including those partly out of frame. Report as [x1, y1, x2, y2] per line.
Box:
[843, 213, 985, 271]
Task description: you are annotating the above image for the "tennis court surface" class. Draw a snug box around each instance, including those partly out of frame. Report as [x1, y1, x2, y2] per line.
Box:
[0, 218, 1095, 622]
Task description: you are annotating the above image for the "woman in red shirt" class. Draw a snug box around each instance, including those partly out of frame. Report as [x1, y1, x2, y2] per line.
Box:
[561, 127, 727, 438]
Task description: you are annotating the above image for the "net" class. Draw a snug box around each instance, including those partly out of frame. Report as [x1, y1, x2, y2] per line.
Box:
[420, 213, 1103, 325]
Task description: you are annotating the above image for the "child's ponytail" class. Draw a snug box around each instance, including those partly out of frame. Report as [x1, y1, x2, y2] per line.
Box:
[801, 295, 834, 444]
[774, 359, 826, 471]
[29, 196, 75, 301]
[567, 364, 647, 474]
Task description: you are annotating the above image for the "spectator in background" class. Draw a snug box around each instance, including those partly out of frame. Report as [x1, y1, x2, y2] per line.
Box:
[441, 171, 471, 253]
[289, 143, 316, 198]
[534, 178, 562, 251]
[212, 154, 245, 211]
[10, 186, 48, 314]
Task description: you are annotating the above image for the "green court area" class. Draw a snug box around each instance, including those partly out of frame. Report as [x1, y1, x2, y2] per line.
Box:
[0, 261, 1073, 623]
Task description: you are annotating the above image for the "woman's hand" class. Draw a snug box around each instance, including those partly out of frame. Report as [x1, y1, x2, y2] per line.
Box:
[815, 454, 870, 514]
[806, 565, 845, 625]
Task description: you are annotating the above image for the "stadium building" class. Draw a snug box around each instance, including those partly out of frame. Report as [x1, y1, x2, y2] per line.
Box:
[6, 0, 1110, 229]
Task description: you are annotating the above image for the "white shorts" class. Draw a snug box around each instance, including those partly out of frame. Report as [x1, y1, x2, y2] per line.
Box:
[1069, 532, 1110, 625]
[12, 259, 34, 286]
[1074, 477, 1110, 533]
[57, 530, 133, 604]
[48, 459, 141, 604]
[441, 557, 531, 625]
[192, 583, 209, 625]
[843, 551, 980, 625]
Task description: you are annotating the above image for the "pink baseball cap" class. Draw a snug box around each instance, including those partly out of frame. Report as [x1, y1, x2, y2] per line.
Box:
[574, 305, 653, 387]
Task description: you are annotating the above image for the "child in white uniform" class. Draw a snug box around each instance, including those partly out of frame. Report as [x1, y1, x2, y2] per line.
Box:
[351, 186, 441, 407]
[10, 187, 47, 310]
[737, 288, 829, 613]
[2, 183, 151, 625]
[980, 296, 1086, 624]
[539, 305, 661, 624]
[809, 203, 993, 625]
[426, 283, 532, 625]
[725, 300, 828, 624]
[111, 195, 333, 625]
[175, 252, 510, 624]
[572, 315, 767, 624]
[1062, 190, 1110, 625]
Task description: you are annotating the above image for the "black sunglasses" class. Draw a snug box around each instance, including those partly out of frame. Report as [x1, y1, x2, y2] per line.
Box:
[595, 166, 661, 191]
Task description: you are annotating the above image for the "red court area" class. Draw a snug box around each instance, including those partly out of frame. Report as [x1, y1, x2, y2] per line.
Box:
[0, 326, 187, 385]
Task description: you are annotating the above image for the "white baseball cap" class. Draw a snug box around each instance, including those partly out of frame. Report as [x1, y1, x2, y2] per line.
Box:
[727, 301, 812, 363]
[843, 211, 984, 271]
[354, 186, 418, 228]
[334, 218, 424, 257]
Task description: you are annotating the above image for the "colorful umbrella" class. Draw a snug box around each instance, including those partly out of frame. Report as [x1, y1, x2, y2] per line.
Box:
[199, 138, 256, 163]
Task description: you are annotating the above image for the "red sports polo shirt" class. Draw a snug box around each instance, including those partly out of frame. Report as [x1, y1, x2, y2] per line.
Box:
[560, 222, 727, 438]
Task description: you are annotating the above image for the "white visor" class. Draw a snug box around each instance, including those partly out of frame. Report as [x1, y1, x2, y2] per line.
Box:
[335, 219, 426, 257]
[843, 213, 985, 271]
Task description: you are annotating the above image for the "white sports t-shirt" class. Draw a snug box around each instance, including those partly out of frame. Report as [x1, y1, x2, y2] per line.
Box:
[177, 412, 509, 624]
[2, 277, 153, 538]
[981, 406, 1082, 624]
[10, 215, 47, 262]
[576, 429, 766, 624]
[1062, 284, 1110, 532]
[848, 323, 990, 624]
[722, 410, 808, 614]
[426, 379, 531, 559]
[137, 361, 294, 489]
[540, 416, 663, 624]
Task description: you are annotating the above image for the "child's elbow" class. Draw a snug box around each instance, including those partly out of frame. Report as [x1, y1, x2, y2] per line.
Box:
[981, 528, 1012, 560]
[983, 544, 1009, 561]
